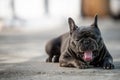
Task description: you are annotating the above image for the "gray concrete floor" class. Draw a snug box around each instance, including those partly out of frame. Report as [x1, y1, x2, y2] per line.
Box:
[0, 19, 120, 80]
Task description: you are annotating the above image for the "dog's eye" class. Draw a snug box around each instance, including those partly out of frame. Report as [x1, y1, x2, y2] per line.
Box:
[76, 39, 79, 41]
[72, 41, 75, 45]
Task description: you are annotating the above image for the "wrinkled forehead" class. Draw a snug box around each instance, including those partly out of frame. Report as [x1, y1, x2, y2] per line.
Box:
[75, 26, 93, 34]
[72, 26, 101, 37]
[73, 26, 100, 36]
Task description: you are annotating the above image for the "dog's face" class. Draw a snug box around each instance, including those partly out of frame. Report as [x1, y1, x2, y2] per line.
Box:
[68, 15, 102, 62]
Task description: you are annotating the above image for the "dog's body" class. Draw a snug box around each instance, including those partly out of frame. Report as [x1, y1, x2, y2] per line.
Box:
[45, 15, 114, 69]
[45, 33, 69, 62]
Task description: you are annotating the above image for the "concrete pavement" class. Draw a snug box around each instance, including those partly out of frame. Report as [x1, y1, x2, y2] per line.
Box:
[0, 19, 120, 80]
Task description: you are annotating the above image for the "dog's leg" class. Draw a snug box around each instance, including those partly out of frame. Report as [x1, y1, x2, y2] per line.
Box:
[102, 55, 114, 69]
[53, 55, 60, 62]
[60, 59, 88, 69]
[46, 55, 53, 62]
[59, 53, 88, 69]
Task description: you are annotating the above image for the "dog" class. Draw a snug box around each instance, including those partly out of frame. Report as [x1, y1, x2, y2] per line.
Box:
[45, 15, 114, 69]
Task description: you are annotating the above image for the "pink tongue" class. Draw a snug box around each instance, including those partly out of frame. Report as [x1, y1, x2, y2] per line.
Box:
[84, 51, 93, 61]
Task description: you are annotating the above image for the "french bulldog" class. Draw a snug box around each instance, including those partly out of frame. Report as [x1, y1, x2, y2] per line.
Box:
[45, 15, 114, 69]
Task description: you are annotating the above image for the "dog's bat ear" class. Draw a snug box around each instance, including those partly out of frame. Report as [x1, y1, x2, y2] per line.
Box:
[68, 17, 78, 34]
[91, 14, 98, 27]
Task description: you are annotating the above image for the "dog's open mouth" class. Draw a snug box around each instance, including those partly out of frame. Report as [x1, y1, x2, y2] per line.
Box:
[83, 51, 93, 62]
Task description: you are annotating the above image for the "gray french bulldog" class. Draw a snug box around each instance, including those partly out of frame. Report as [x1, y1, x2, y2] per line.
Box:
[45, 15, 114, 69]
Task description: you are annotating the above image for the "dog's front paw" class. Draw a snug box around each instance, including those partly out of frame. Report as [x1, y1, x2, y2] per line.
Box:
[75, 60, 88, 69]
[46, 57, 52, 62]
[103, 61, 114, 69]
[78, 63, 88, 69]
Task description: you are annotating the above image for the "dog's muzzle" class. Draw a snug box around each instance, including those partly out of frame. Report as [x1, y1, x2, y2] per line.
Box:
[77, 38, 98, 62]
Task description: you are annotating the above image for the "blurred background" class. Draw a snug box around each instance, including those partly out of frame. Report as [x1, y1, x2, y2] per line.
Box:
[0, 0, 120, 63]
[0, 0, 120, 31]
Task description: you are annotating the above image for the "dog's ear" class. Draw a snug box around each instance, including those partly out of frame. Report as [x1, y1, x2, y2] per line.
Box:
[91, 15, 101, 34]
[91, 14, 98, 28]
[68, 17, 78, 34]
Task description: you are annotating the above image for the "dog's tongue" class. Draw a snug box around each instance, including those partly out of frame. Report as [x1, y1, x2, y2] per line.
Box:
[83, 51, 93, 61]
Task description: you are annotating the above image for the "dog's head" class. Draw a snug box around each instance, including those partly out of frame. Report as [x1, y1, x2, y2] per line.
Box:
[68, 15, 103, 62]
